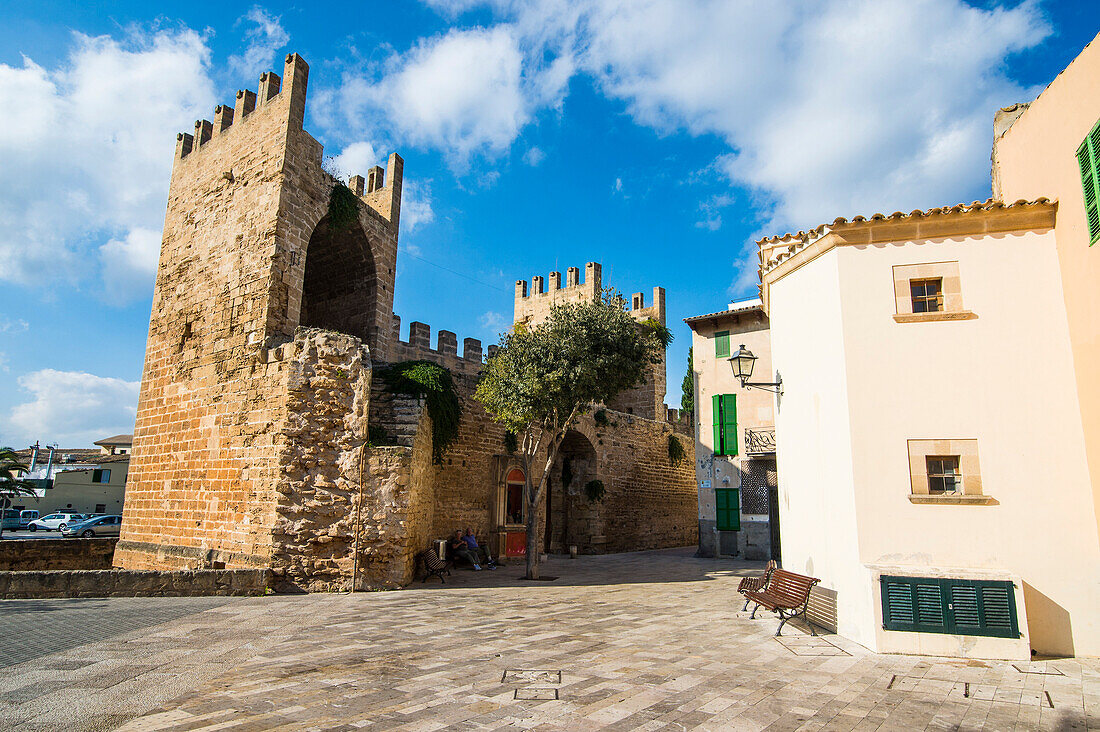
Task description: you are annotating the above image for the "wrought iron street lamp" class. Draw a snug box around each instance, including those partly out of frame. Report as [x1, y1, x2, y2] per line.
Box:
[729, 344, 783, 395]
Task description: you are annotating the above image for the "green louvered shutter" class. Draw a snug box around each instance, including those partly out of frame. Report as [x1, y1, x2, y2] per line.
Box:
[949, 580, 1019, 638]
[720, 394, 738, 457]
[881, 576, 948, 633]
[1078, 119, 1100, 245]
[715, 331, 730, 359]
[711, 394, 723, 455]
[882, 577, 1019, 638]
[715, 488, 740, 531]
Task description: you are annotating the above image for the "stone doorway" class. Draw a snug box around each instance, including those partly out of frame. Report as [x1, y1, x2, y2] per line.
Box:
[549, 430, 598, 554]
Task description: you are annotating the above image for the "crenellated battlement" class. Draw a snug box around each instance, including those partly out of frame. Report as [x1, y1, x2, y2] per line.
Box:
[388, 315, 492, 376]
[514, 262, 603, 326]
[175, 53, 308, 161]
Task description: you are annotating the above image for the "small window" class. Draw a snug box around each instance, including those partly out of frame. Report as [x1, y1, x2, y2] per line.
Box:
[95, 504, 106, 513]
[714, 330, 730, 358]
[1077, 118, 1100, 245]
[926, 456, 961, 495]
[910, 278, 944, 313]
[92, 469, 111, 483]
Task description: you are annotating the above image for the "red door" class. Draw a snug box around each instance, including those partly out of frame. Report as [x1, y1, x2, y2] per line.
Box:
[506, 531, 527, 556]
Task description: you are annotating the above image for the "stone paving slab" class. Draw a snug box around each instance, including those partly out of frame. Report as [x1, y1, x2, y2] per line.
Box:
[1, 548, 1097, 731]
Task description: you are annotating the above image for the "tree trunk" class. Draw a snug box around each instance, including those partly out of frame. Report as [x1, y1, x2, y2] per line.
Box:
[524, 506, 540, 579]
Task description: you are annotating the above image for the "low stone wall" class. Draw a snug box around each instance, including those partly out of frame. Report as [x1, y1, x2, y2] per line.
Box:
[0, 568, 271, 599]
[0, 538, 118, 572]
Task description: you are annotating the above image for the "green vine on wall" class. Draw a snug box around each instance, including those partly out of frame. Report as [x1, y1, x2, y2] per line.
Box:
[584, 479, 605, 503]
[668, 434, 685, 467]
[327, 182, 360, 233]
[503, 431, 518, 455]
[381, 360, 463, 464]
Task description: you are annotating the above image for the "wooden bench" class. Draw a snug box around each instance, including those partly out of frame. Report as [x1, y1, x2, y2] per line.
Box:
[417, 548, 451, 583]
[744, 568, 821, 636]
[737, 560, 777, 612]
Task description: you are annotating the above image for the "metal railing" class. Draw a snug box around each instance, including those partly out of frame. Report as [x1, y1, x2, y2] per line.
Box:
[745, 427, 776, 455]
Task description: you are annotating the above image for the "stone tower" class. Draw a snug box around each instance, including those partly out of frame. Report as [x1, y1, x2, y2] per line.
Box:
[513, 262, 668, 420]
[115, 53, 410, 589]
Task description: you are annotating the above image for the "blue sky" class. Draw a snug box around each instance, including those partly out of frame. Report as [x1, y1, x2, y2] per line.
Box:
[0, 0, 1096, 448]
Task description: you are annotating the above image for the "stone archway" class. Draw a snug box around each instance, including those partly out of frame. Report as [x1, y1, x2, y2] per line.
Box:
[300, 215, 378, 347]
[549, 429, 598, 554]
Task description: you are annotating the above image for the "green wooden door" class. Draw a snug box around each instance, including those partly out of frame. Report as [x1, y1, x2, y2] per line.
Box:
[715, 488, 740, 531]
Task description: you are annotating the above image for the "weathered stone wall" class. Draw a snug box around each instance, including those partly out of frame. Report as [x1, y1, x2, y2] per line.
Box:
[0, 568, 270, 599]
[0, 538, 118, 572]
[356, 408, 434, 587]
[118, 53, 404, 575]
[269, 331, 372, 592]
[429, 374, 510, 544]
[543, 413, 697, 554]
[419, 371, 698, 557]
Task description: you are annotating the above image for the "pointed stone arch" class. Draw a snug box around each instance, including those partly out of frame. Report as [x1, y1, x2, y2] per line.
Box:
[300, 214, 379, 346]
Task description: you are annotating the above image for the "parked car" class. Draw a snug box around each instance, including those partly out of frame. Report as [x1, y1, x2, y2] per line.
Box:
[62, 515, 122, 538]
[26, 513, 86, 532]
[19, 509, 40, 528]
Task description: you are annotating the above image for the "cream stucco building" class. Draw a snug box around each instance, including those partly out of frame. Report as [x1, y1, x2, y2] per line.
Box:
[750, 34, 1100, 660]
[685, 300, 780, 562]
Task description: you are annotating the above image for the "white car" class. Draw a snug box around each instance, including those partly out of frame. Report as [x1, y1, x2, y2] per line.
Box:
[27, 513, 87, 532]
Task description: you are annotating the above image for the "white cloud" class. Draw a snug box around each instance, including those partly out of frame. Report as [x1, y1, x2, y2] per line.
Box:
[98, 227, 162, 304]
[325, 26, 535, 165]
[523, 146, 546, 166]
[479, 311, 509, 334]
[695, 194, 735, 232]
[417, 0, 1048, 242]
[0, 353, 8, 373]
[7, 369, 139, 447]
[229, 6, 290, 81]
[0, 28, 215, 289]
[331, 141, 380, 181]
[0, 317, 29, 334]
[401, 179, 436, 233]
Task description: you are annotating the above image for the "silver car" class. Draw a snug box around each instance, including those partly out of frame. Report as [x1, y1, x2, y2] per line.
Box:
[62, 515, 122, 538]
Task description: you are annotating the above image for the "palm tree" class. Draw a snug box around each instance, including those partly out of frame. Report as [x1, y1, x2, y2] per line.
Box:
[0, 447, 38, 540]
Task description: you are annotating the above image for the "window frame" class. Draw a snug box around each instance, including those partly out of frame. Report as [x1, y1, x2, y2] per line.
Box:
[925, 455, 961, 495]
[910, 278, 944, 313]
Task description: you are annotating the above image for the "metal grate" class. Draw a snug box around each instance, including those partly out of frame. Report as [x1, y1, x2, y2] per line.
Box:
[741, 459, 775, 515]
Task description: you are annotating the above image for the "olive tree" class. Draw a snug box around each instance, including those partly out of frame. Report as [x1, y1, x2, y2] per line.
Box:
[474, 290, 670, 579]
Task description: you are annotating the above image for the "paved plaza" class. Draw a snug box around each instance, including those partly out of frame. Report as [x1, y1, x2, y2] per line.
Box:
[1, 548, 1097, 731]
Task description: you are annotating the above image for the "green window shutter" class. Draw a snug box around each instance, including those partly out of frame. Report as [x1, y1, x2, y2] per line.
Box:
[711, 394, 724, 455]
[715, 488, 740, 531]
[715, 331, 730, 359]
[881, 577, 948, 633]
[881, 576, 1018, 638]
[720, 394, 738, 457]
[1078, 119, 1100, 245]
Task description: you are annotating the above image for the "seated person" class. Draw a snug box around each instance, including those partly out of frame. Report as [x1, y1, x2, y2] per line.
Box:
[448, 530, 483, 570]
[463, 527, 496, 568]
